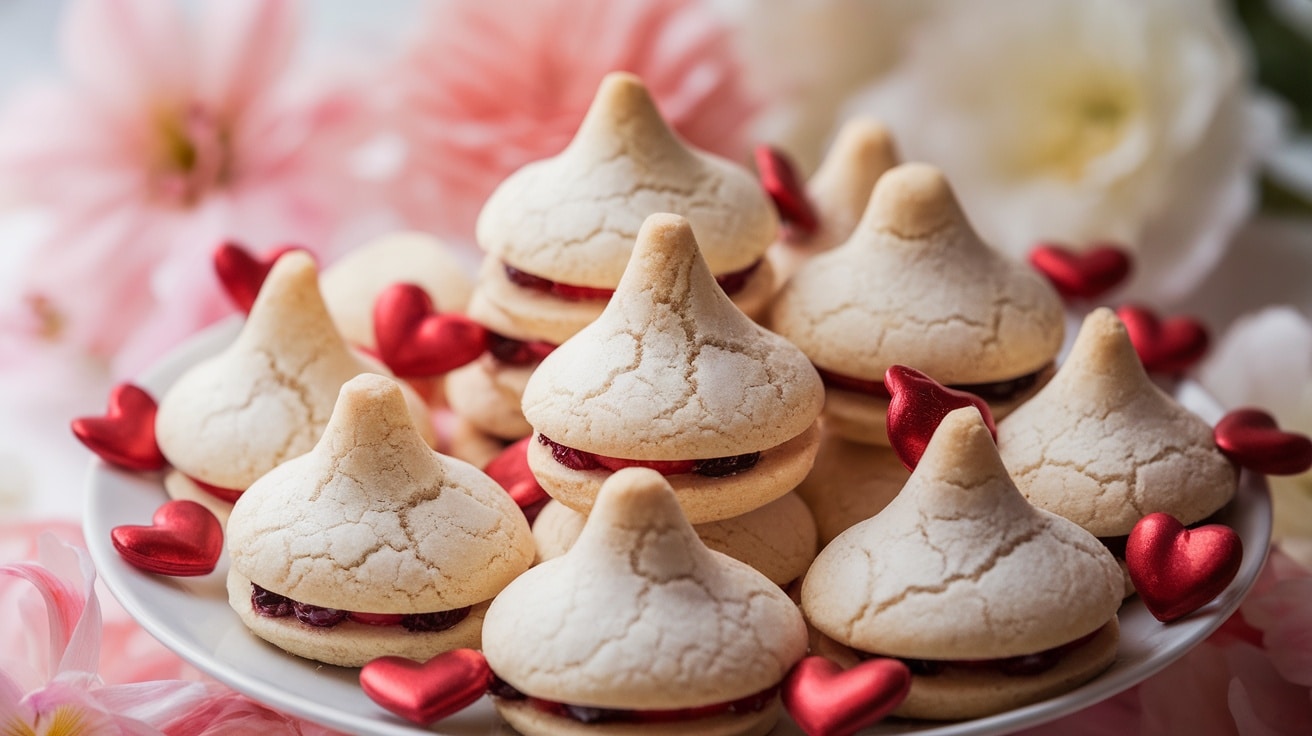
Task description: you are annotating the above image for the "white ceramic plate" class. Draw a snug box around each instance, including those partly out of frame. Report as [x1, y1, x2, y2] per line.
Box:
[85, 318, 1273, 736]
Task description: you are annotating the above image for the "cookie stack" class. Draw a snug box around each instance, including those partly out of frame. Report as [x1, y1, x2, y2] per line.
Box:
[443, 71, 779, 464]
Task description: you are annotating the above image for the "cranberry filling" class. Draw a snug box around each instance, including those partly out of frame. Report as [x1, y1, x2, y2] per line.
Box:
[815, 367, 1043, 403]
[860, 625, 1105, 678]
[489, 677, 777, 724]
[504, 260, 762, 302]
[537, 434, 761, 478]
[186, 475, 245, 504]
[250, 584, 471, 632]
[486, 332, 557, 366]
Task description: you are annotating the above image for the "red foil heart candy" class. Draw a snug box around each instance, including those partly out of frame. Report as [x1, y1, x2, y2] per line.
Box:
[360, 648, 493, 726]
[1126, 513, 1243, 623]
[213, 241, 308, 313]
[484, 437, 551, 523]
[885, 365, 996, 471]
[755, 144, 819, 238]
[374, 283, 489, 378]
[111, 500, 223, 576]
[1214, 408, 1312, 476]
[782, 656, 911, 736]
[71, 383, 167, 471]
[1028, 242, 1132, 300]
[1115, 305, 1209, 375]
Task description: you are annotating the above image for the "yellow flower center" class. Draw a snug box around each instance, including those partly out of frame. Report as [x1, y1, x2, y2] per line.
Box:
[1015, 67, 1140, 181]
[2, 704, 91, 736]
[150, 103, 231, 206]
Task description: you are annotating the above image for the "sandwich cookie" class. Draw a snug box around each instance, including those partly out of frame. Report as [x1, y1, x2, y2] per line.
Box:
[532, 491, 818, 588]
[469, 71, 779, 346]
[225, 373, 534, 667]
[997, 307, 1238, 592]
[768, 163, 1065, 445]
[521, 213, 824, 524]
[802, 408, 1123, 720]
[767, 118, 900, 286]
[483, 467, 809, 736]
[155, 252, 435, 522]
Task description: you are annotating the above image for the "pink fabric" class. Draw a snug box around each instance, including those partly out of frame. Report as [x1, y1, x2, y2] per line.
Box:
[385, 0, 760, 244]
[0, 0, 376, 378]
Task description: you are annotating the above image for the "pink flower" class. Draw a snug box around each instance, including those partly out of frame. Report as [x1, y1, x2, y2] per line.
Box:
[0, 0, 378, 377]
[0, 524, 343, 734]
[385, 0, 759, 244]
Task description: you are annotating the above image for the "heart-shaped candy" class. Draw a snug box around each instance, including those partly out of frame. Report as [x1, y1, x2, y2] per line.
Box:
[1115, 305, 1209, 375]
[1214, 408, 1312, 476]
[885, 365, 996, 471]
[374, 283, 489, 378]
[782, 656, 911, 736]
[213, 241, 307, 313]
[71, 383, 167, 471]
[1028, 243, 1132, 300]
[1126, 513, 1243, 623]
[111, 500, 223, 576]
[755, 144, 819, 238]
[484, 437, 551, 523]
[361, 648, 492, 726]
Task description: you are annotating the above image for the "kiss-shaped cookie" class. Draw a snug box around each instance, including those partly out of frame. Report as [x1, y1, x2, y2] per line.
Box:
[155, 251, 436, 522]
[767, 118, 900, 286]
[803, 408, 1123, 720]
[225, 373, 534, 667]
[482, 467, 810, 736]
[521, 213, 824, 524]
[997, 308, 1237, 593]
[769, 163, 1064, 446]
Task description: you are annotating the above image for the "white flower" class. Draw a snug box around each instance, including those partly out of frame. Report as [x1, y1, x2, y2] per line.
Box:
[1198, 306, 1312, 568]
[844, 0, 1274, 305]
[707, 0, 927, 173]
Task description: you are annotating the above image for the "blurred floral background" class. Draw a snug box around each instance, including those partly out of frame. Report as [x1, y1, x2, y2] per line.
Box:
[0, 0, 1309, 733]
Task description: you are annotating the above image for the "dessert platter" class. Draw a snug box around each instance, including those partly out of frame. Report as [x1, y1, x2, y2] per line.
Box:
[83, 314, 1272, 736]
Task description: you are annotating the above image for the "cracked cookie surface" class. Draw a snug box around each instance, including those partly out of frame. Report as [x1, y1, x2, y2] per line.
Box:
[802, 408, 1122, 660]
[226, 373, 533, 613]
[476, 72, 776, 286]
[997, 308, 1237, 536]
[522, 214, 823, 459]
[483, 468, 807, 710]
[156, 252, 435, 490]
[769, 163, 1063, 384]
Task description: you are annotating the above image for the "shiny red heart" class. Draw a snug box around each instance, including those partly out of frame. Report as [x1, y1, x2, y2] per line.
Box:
[374, 283, 489, 378]
[1028, 242, 1132, 300]
[360, 648, 492, 726]
[213, 241, 307, 313]
[484, 437, 551, 523]
[71, 383, 167, 472]
[885, 365, 996, 471]
[1214, 408, 1312, 476]
[782, 656, 911, 736]
[1115, 305, 1209, 375]
[755, 144, 818, 237]
[111, 500, 223, 576]
[1126, 513, 1243, 623]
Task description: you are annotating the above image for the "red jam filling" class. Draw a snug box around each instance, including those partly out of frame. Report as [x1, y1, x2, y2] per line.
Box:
[504, 260, 762, 302]
[187, 475, 245, 504]
[250, 584, 470, 633]
[537, 434, 761, 478]
[859, 626, 1105, 677]
[485, 331, 557, 367]
[489, 677, 778, 724]
[815, 367, 1043, 403]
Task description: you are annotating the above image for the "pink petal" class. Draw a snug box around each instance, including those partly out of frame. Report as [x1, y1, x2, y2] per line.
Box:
[1222, 644, 1312, 735]
[195, 0, 297, 120]
[59, 0, 193, 128]
[157, 691, 347, 736]
[0, 559, 86, 677]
